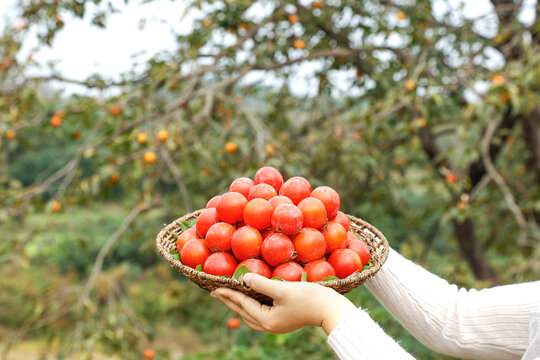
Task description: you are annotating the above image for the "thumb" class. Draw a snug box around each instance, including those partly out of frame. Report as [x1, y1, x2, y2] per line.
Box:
[244, 273, 284, 299]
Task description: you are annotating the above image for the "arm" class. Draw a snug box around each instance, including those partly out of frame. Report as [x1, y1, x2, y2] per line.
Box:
[326, 307, 416, 359]
[212, 273, 415, 360]
[366, 248, 540, 360]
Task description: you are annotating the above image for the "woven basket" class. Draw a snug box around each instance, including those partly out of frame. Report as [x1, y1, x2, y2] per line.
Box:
[156, 209, 389, 305]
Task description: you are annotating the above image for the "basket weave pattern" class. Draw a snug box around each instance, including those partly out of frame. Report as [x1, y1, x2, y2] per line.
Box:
[156, 209, 389, 305]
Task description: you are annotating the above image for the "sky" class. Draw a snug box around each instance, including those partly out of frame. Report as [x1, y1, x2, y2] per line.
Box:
[0, 0, 537, 97]
[0, 0, 193, 95]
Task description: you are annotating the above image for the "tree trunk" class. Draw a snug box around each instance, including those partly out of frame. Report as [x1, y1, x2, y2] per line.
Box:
[452, 217, 499, 285]
[418, 126, 501, 284]
[523, 108, 540, 183]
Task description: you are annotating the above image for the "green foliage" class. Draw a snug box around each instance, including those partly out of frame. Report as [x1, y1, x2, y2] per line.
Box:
[231, 264, 252, 279]
[7, 131, 77, 187]
[15, 204, 162, 275]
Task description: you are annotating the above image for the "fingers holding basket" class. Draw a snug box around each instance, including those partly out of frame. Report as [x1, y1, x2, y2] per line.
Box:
[212, 287, 271, 331]
[213, 274, 357, 335]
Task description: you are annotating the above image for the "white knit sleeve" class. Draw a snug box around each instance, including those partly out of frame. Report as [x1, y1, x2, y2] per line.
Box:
[327, 307, 416, 360]
[365, 248, 540, 360]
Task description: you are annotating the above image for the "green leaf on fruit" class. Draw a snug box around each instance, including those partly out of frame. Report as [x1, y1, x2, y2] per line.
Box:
[321, 276, 339, 281]
[301, 272, 307, 282]
[169, 249, 180, 261]
[232, 265, 252, 279]
[172, 232, 179, 240]
[195, 264, 203, 272]
[180, 220, 195, 231]
[271, 277, 286, 281]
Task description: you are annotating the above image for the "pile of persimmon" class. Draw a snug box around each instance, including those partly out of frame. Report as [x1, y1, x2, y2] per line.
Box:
[176, 167, 370, 282]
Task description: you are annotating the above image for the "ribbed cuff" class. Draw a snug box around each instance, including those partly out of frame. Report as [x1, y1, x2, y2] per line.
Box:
[327, 307, 415, 360]
[522, 312, 540, 360]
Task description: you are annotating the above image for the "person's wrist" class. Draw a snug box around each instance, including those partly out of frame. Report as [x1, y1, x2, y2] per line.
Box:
[319, 290, 356, 335]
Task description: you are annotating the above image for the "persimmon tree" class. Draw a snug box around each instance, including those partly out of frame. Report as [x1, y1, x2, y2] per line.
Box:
[1, 0, 540, 357]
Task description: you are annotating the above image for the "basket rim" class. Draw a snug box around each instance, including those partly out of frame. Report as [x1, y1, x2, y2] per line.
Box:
[156, 209, 389, 290]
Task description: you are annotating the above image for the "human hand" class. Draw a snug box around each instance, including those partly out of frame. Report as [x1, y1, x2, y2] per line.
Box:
[211, 273, 356, 335]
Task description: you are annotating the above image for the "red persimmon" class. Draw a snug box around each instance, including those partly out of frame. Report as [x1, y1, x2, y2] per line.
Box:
[203, 252, 237, 276]
[196, 208, 220, 237]
[279, 177, 311, 205]
[229, 177, 254, 198]
[227, 317, 242, 329]
[298, 197, 327, 229]
[311, 186, 341, 219]
[261, 229, 277, 240]
[143, 349, 155, 359]
[236, 221, 246, 229]
[237, 259, 272, 278]
[346, 231, 357, 244]
[216, 192, 248, 224]
[261, 233, 295, 266]
[205, 222, 236, 252]
[347, 232, 371, 266]
[292, 228, 326, 263]
[206, 195, 221, 209]
[181, 239, 211, 269]
[304, 259, 336, 282]
[329, 211, 350, 232]
[177, 227, 200, 252]
[289, 176, 312, 192]
[248, 183, 277, 201]
[272, 261, 304, 281]
[243, 198, 273, 230]
[231, 226, 263, 260]
[322, 221, 347, 254]
[271, 203, 303, 235]
[254, 166, 284, 192]
[268, 195, 293, 210]
[328, 248, 362, 279]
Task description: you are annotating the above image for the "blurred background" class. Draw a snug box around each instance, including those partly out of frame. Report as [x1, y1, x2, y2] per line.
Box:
[1, 0, 540, 359]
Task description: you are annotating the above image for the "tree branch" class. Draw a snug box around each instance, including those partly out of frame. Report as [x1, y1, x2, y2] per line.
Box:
[0, 73, 149, 96]
[77, 201, 158, 309]
[468, 106, 518, 187]
[481, 117, 527, 229]
[159, 147, 192, 212]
